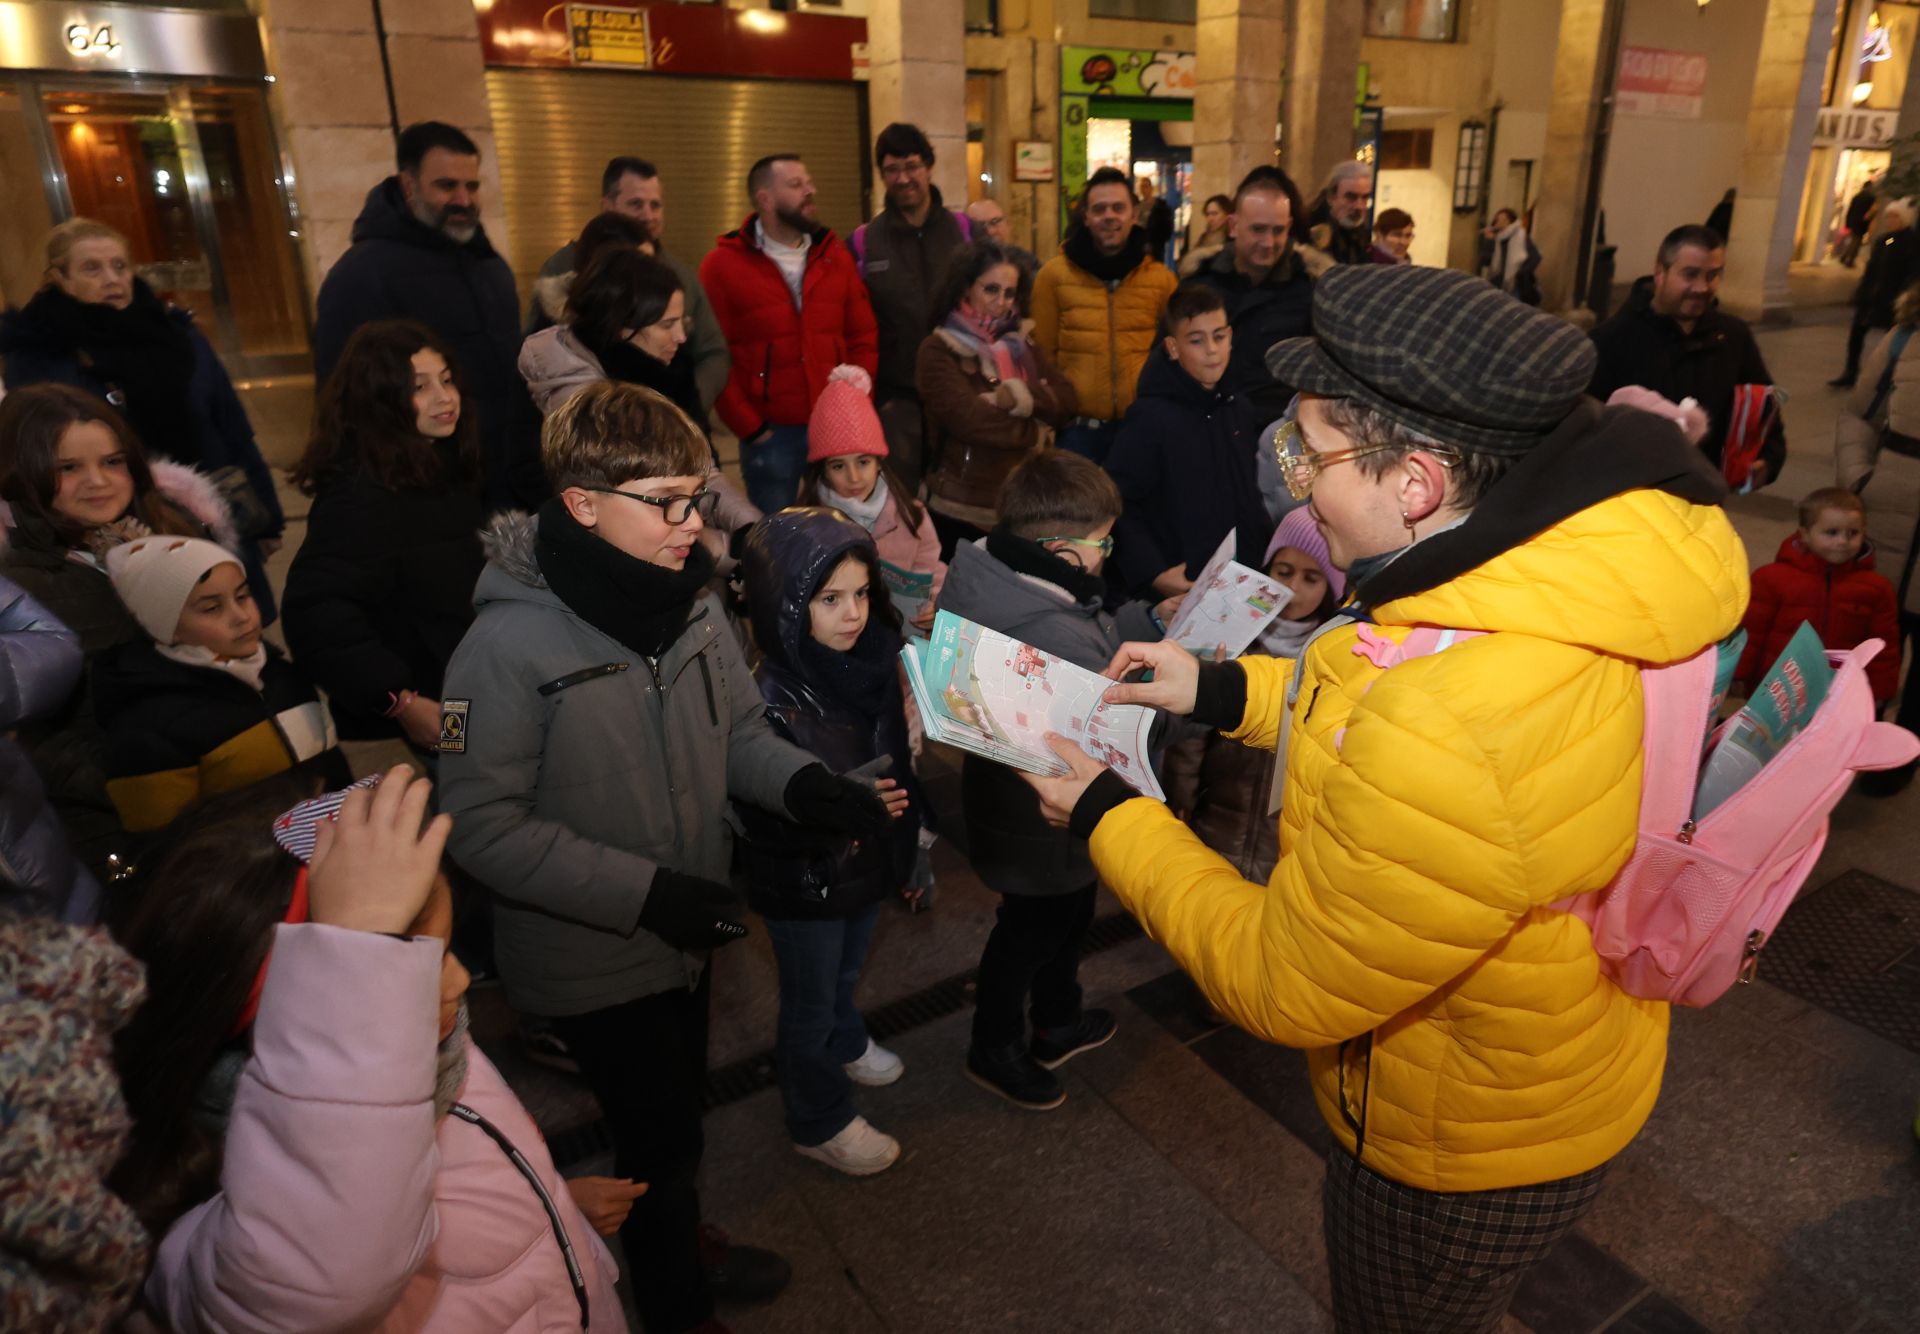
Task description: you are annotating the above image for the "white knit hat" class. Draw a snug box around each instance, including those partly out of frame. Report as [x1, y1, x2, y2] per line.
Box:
[103, 535, 243, 644]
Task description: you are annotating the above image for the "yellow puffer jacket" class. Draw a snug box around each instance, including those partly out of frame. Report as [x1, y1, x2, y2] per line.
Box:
[1031, 250, 1177, 422]
[1093, 486, 1749, 1191]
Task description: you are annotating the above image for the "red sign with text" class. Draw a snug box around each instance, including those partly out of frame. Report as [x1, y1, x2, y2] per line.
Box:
[478, 0, 867, 82]
[1616, 45, 1707, 120]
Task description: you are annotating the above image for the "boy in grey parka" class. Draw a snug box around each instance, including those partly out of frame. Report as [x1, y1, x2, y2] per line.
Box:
[437, 382, 889, 1334]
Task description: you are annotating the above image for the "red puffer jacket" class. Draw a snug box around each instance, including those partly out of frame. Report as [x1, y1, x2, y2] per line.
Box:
[698, 217, 878, 440]
[1734, 533, 1902, 704]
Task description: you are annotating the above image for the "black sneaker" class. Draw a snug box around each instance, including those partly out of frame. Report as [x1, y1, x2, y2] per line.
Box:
[1829, 374, 1859, 388]
[697, 1225, 790, 1306]
[966, 1040, 1066, 1110]
[1030, 1009, 1117, 1070]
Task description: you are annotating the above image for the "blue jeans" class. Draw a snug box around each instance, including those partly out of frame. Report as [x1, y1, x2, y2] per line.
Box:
[762, 905, 881, 1146]
[1058, 419, 1122, 466]
[740, 423, 811, 514]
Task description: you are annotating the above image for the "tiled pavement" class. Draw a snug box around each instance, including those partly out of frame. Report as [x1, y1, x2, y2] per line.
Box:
[238, 286, 1920, 1332]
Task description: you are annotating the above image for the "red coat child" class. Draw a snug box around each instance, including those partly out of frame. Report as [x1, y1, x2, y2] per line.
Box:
[1734, 533, 1901, 705]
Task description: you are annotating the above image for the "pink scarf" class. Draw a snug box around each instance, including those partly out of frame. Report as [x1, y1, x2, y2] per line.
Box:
[945, 299, 1034, 383]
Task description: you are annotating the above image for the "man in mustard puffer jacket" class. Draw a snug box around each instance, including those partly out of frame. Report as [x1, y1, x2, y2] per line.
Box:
[1024, 265, 1749, 1330]
[1032, 167, 1178, 464]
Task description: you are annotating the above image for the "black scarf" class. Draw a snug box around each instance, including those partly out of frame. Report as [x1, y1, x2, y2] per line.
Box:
[591, 336, 708, 432]
[986, 527, 1107, 605]
[534, 498, 715, 659]
[797, 621, 903, 718]
[1352, 400, 1727, 610]
[26, 280, 200, 465]
[1064, 226, 1151, 284]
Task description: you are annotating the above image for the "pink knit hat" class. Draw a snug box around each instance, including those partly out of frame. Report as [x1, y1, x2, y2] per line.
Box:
[1263, 507, 1345, 603]
[807, 365, 888, 463]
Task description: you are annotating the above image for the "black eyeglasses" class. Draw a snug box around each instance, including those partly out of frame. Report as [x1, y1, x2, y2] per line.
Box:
[583, 486, 718, 526]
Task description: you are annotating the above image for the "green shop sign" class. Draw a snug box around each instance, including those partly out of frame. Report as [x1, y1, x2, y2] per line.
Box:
[1058, 46, 1195, 229]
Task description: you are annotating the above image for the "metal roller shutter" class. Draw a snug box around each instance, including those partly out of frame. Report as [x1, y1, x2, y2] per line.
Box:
[485, 67, 869, 300]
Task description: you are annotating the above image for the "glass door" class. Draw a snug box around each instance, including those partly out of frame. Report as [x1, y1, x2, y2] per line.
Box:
[32, 80, 308, 371]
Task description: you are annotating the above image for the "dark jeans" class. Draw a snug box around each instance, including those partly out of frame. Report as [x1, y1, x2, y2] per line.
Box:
[1844, 318, 1889, 381]
[740, 423, 811, 514]
[971, 883, 1097, 1049]
[929, 507, 986, 563]
[763, 904, 880, 1145]
[1058, 419, 1122, 465]
[551, 973, 713, 1333]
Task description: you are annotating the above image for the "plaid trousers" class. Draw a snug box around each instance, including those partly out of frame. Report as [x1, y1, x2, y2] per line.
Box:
[1321, 1145, 1610, 1333]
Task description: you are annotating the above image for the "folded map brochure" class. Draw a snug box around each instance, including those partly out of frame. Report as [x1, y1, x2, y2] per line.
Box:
[1163, 531, 1291, 662]
[900, 610, 1166, 801]
[880, 560, 935, 638]
[1693, 622, 1832, 819]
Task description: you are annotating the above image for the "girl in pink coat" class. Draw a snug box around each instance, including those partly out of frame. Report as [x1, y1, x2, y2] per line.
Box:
[111, 769, 634, 1333]
[796, 365, 946, 634]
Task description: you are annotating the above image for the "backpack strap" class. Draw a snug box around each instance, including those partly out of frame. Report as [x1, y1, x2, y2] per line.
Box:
[1866, 325, 1914, 424]
[851, 222, 869, 273]
[1625, 646, 1719, 841]
[954, 209, 973, 242]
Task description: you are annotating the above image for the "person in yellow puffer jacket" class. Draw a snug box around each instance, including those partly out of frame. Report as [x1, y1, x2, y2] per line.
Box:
[1022, 264, 1749, 1332]
[1031, 167, 1178, 464]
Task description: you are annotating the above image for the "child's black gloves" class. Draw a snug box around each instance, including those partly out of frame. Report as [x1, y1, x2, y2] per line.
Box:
[784, 764, 892, 842]
[639, 870, 748, 950]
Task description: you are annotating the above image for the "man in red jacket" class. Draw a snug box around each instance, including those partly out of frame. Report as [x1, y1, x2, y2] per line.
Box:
[699, 154, 880, 512]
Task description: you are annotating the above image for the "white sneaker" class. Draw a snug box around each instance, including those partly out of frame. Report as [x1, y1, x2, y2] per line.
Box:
[794, 1116, 901, 1176]
[843, 1038, 904, 1086]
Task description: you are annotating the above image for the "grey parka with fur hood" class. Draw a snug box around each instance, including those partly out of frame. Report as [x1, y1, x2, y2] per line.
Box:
[437, 512, 814, 1016]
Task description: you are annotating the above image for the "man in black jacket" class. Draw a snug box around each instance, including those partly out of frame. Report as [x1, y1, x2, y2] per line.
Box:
[1832, 199, 1920, 387]
[1587, 224, 1787, 488]
[848, 122, 969, 491]
[1189, 165, 1315, 394]
[312, 122, 539, 511]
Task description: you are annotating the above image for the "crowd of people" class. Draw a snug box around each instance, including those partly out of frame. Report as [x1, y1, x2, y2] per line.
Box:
[0, 106, 1905, 1334]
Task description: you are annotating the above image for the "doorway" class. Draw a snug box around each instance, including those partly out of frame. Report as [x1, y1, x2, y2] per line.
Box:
[6, 78, 308, 372]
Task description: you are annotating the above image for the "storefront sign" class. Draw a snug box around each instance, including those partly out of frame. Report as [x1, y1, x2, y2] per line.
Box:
[1814, 106, 1898, 149]
[1014, 141, 1054, 182]
[1616, 45, 1707, 120]
[569, 6, 652, 69]
[1061, 47, 1196, 99]
[479, 0, 865, 81]
[0, 1, 264, 78]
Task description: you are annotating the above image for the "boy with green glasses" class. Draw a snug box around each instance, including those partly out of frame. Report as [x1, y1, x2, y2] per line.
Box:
[936, 450, 1173, 1109]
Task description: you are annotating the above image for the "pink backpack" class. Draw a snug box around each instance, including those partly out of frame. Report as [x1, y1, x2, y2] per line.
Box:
[1353, 626, 1919, 1007]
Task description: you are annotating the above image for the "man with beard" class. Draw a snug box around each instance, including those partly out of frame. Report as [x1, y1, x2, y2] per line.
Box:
[1588, 223, 1787, 487]
[313, 122, 539, 510]
[847, 123, 971, 491]
[1031, 167, 1178, 464]
[699, 153, 878, 512]
[1304, 159, 1379, 267]
[525, 156, 730, 414]
[1188, 165, 1316, 394]
[964, 198, 1039, 287]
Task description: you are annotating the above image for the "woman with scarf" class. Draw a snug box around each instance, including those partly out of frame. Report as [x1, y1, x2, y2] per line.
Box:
[110, 769, 633, 1332]
[518, 247, 760, 560]
[0, 219, 284, 620]
[917, 242, 1078, 557]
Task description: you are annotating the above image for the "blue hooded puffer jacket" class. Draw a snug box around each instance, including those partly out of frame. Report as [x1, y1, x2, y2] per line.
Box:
[0, 576, 101, 923]
[736, 507, 920, 919]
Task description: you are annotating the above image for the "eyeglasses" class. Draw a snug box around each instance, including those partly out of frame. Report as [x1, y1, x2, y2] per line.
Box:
[1271, 401, 1457, 501]
[1036, 534, 1115, 556]
[583, 486, 718, 526]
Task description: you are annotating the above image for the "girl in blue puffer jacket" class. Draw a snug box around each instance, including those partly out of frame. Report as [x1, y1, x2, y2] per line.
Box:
[736, 507, 920, 1179]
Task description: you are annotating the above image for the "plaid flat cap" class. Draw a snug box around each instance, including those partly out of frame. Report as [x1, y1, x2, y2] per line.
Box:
[1265, 264, 1598, 455]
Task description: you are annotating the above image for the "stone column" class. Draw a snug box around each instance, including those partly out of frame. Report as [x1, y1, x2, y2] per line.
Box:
[1723, 0, 1841, 322]
[1530, 0, 1618, 314]
[251, 0, 392, 291]
[1283, 0, 1365, 198]
[1193, 0, 1286, 209]
[253, 0, 507, 285]
[866, 0, 969, 211]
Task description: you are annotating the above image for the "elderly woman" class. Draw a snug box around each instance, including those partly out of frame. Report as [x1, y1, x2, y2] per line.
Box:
[0, 218, 283, 619]
[1024, 265, 1746, 1330]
